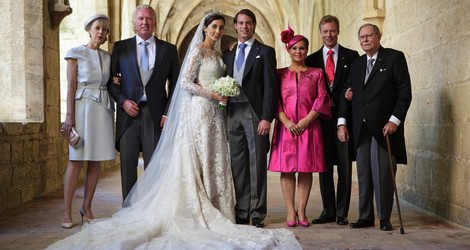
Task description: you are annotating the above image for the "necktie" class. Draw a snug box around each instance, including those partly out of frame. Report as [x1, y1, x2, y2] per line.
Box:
[325, 49, 335, 86]
[140, 41, 149, 71]
[365, 58, 375, 82]
[236, 43, 247, 71]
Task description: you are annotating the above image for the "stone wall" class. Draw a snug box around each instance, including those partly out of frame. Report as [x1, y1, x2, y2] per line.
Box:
[325, 0, 470, 228]
[0, 1, 44, 122]
[0, 0, 118, 213]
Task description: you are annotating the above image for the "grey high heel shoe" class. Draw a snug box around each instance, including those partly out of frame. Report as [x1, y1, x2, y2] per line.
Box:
[61, 222, 73, 229]
[80, 207, 95, 224]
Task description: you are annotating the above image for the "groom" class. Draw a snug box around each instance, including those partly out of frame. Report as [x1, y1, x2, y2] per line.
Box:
[223, 9, 278, 228]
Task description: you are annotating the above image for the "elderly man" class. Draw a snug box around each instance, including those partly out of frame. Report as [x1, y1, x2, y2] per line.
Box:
[337, 23, 412, 231]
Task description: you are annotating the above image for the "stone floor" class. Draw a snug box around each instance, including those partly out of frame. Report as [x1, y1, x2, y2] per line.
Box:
[0, 167, 469, 249]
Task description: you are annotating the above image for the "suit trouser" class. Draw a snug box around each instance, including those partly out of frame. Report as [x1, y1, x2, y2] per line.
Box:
[356, 125, 396, 222]
[119, 104, 158, 201]
[319, 119, 352, 218]
[228, 102, 268, 221]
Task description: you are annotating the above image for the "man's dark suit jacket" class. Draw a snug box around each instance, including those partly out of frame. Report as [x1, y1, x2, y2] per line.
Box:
[107, 36, 180, 151]
[338, 46, 412, 164]
[305, 45, 359, 165]
[223, 39, 278, 122]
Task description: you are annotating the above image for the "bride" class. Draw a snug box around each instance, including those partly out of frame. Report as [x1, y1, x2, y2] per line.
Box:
[48, 12, 301, 249]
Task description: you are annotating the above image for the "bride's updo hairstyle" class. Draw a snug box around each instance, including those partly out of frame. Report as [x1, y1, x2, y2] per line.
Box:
[202, 12, 225, 40]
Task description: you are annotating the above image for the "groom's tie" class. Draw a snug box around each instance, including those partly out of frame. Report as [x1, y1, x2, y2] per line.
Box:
[236, 43, 247, 71]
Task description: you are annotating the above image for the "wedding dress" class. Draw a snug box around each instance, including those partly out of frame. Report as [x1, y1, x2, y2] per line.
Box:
[47, 12, 301, 250]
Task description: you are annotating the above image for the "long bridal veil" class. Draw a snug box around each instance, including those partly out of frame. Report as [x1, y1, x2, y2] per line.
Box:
[48, 12, 301, 250]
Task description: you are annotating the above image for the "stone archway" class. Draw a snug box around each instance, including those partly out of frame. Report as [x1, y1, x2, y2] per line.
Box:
[106, 0, 320, 68]
[151, 0, 281, 63]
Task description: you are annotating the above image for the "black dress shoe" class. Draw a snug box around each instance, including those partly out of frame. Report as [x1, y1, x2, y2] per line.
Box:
[311, 216, 336, 224]
[236, 217, 249, 225]
[349, 219, 374, 228]
[336, 217, 349, 225]
[251, 218, 265, 228]
[380, 220, 393, 231]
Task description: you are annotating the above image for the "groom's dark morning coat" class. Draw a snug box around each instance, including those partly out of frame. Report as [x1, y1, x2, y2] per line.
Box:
[223, 40, 278, 121]
[223, 39, 278, 222]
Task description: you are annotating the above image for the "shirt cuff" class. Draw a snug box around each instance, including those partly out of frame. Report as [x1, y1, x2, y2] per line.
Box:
[337, 117, 347, 127]
[389, 115, 401, 126]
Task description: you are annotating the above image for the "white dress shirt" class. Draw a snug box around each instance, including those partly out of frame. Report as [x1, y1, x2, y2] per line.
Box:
[136, 35, 156, 70]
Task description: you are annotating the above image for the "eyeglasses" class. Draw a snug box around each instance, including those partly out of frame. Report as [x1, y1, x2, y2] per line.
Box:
[359, 33, 376, 41]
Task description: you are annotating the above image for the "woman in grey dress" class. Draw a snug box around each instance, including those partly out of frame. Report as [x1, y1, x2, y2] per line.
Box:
[60, 14, 115, 229]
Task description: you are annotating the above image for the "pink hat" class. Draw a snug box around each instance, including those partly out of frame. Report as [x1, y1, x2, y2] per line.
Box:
[280, 25, 305, 50]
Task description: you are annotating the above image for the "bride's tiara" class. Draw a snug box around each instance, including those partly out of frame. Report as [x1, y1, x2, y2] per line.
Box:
[204, 11, 223, 20]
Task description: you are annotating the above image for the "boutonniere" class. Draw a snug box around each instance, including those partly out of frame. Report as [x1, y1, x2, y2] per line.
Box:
[255, 55, 261, 59]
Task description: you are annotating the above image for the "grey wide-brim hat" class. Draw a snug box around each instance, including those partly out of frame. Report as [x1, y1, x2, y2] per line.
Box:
[84, 14, 109, 31]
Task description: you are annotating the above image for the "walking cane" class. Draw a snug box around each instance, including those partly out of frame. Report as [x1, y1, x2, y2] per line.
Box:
[385, 135, 405, 234]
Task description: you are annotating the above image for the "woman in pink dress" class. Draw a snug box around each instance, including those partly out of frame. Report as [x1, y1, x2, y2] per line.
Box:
[268, 26, 331, 227]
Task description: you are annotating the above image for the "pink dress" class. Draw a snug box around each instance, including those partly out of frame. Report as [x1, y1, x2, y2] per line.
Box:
[268, 67, 331, 173]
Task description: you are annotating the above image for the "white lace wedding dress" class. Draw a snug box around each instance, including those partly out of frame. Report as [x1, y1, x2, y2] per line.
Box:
[47, 14, 301, 250]
[178, 47, 236, 220]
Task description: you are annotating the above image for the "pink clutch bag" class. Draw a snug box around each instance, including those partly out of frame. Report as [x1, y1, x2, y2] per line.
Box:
[60, 125, 81, 147]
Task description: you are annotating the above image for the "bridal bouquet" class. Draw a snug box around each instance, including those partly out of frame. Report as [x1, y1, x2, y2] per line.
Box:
[211, 76, 240, 109]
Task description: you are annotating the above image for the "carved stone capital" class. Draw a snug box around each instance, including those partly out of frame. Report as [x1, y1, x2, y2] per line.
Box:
[363, 0, 385, 28]
[49, 0, 73, 29]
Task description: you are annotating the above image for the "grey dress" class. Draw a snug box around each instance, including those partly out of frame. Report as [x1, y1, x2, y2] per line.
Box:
[65, 45, 115, 161]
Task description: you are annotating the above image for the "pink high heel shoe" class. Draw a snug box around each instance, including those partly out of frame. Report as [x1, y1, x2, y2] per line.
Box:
[286, 220, 298, 227]
[298, 219, 310, 227]
[298, 213, 310, 227]
[286, 213, 298, 227]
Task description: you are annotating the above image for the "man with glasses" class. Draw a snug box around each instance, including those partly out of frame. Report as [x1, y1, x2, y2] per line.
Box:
[337, 23, 412, 231]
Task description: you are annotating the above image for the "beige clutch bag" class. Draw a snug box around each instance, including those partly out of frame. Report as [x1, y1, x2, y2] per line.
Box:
[60, 125, 81, 147]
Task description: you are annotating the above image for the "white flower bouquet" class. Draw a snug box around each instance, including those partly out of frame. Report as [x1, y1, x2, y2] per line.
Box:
[210, 76, 240, 109]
